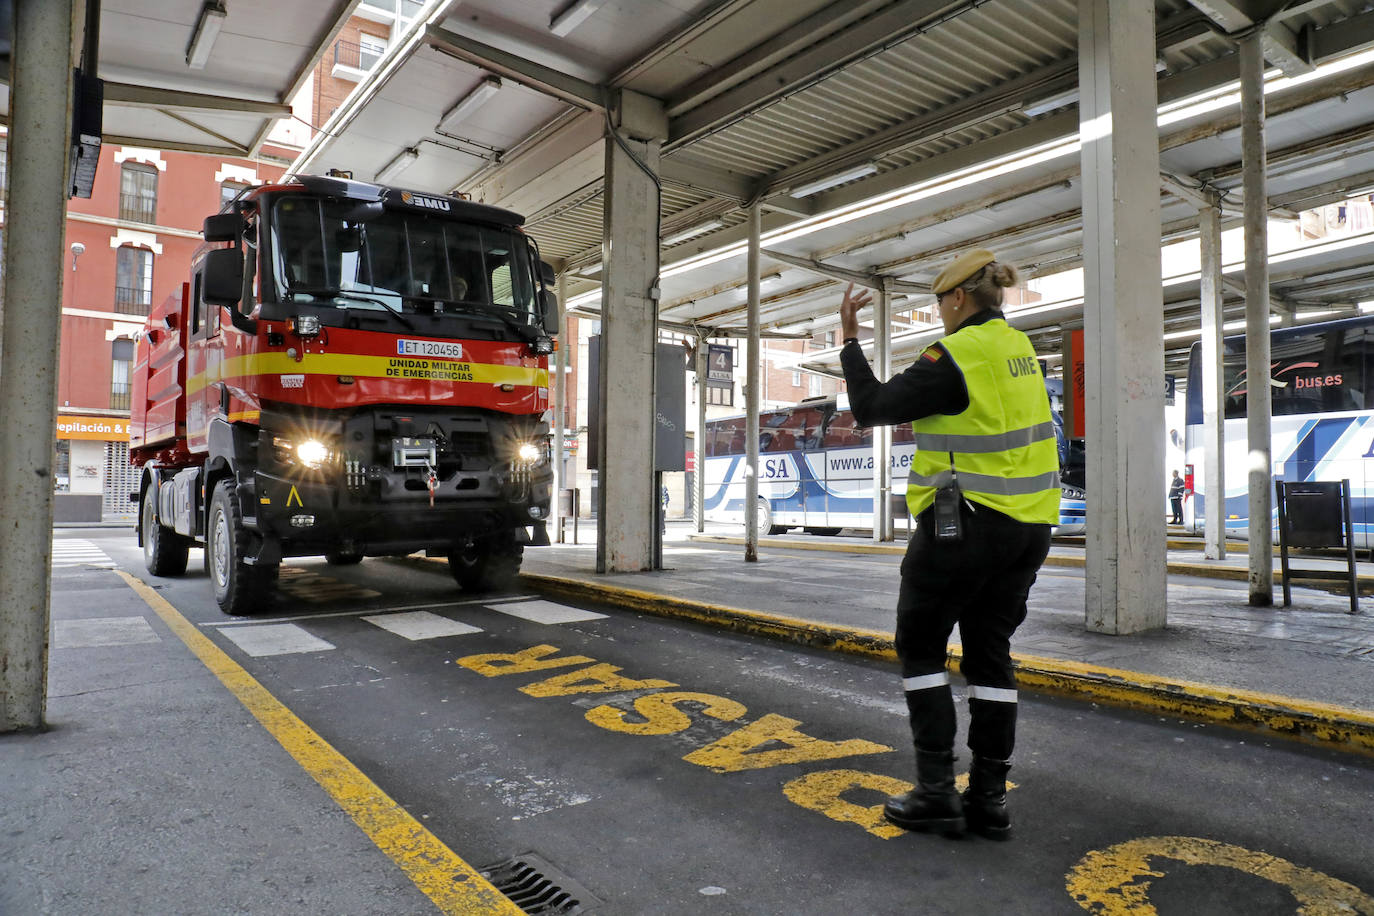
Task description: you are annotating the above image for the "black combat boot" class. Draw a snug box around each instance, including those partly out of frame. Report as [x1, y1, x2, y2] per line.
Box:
[962, 756, 1012, 840]
[883, 750, 965, 836]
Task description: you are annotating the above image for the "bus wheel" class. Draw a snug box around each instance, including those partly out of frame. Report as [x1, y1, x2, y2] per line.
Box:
[141, 484, 189, 576]
[806, 527, 842, 537]
[757, 499, 785, 536]
[207, 480, 276, 616]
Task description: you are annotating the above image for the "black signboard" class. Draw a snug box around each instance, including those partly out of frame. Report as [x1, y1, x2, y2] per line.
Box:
[1276, 479, 1359, 614]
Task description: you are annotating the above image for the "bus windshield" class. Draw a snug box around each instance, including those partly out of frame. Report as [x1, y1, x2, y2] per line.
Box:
[269, 196, 539, 326]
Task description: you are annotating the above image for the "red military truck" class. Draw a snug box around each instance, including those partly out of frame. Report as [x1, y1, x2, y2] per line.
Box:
[130, 174, 558, 615]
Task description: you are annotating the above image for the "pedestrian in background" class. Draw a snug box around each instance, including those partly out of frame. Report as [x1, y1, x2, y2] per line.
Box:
[1169, 470, 1185, 525]
[837, 249, 1060, 840]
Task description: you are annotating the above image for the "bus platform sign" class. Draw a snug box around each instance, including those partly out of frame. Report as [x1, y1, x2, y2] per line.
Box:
[707, 344, 733, 388]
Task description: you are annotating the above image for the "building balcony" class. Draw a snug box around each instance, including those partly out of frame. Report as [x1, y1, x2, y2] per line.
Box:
[118, 193, 157, 225]
[109, 385, 131, 411]
[331, 39, 385, 82]
[114, 286, 151, 316]
[355, 0, 423, 24]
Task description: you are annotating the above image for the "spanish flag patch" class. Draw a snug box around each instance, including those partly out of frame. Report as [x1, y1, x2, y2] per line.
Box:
[920, 346, 944, 363]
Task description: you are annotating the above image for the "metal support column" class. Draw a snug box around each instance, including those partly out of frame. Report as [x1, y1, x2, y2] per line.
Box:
[553, 271, 568, 542]
[596, 90, 665, 573]
[1077, 0, 1167, 634]
[696, 335, 707, 534]
[1198, 199, 1227, 560]
[744, 202, 761, 562]
[0, 0, 77, 732]
[1240, 31, 1273, 606]
[872, 280, 893, 542]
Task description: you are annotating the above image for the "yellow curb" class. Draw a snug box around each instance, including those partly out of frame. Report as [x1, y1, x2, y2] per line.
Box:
[519, 571, 1374, 756]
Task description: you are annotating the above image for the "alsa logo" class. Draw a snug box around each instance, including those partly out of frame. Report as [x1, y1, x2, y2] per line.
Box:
[400, 191, 451, 212]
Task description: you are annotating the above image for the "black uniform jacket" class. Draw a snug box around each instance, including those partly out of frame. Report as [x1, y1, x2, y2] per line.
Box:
[839, 309, 1007, 427]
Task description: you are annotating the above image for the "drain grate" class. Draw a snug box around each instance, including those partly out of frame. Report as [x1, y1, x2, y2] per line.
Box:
[480, 852, 601, 915]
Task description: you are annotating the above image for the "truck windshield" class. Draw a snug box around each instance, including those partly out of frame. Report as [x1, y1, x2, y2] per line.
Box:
[270, 196, 539, 324]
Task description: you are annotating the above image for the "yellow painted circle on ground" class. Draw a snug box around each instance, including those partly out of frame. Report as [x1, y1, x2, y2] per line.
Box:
[1066, 835, 1374, 914]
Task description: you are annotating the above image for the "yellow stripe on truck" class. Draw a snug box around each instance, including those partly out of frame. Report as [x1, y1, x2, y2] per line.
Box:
[186, 352, 548, 396]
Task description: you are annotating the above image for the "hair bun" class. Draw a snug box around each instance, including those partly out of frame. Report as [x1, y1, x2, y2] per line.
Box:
[990, 263, 1019, 288]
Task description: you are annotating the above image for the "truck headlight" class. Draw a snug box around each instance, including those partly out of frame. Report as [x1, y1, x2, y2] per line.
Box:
[296, 439, 330, 469]
[516, 442, 542, 465]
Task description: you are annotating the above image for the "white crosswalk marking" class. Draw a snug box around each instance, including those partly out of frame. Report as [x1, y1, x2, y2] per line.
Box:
[51, 539, 116, 568]
[219, 623, 336, 657]
[491, 600, 608, 625]
[363, 611, 482, 641]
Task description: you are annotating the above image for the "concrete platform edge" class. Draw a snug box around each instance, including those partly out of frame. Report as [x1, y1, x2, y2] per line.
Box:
[519, 572, 1374, 757]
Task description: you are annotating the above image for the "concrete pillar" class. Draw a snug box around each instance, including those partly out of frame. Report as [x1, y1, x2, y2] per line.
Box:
[1240, 31, 1273, 606]
[1077, 0, 1167, 634]
[0, 0, 76, 732]
[872, 280, 893, 542]
[1198, 200, 1226, 560]
[596, 90, 666, 573]
[553, 271, 568, 542]
[744, 202, 761, 562]
[696, 335, 707, 534]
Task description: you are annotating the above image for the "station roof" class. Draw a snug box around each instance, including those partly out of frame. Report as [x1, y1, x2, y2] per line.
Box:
[16, 1, 1374, 379]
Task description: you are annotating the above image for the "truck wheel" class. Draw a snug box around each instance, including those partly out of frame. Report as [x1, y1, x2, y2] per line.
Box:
[141, 485, 189, 576]
[207, 480, 275, 616]
[448, 540, 523, 593]
[324, 551, 364, 566]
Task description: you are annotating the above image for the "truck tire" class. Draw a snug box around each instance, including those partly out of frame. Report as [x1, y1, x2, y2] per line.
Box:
[141, 485, 189, 576]
[448, 539, 523, 593]
[324, 551, 364, 566]
[207, 479, 276, 616]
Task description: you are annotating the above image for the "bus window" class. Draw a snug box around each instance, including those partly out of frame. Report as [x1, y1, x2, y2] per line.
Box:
[823, 410, 871, 448]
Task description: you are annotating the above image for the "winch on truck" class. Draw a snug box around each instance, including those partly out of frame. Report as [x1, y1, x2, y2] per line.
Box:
[130, 174, 559, 615]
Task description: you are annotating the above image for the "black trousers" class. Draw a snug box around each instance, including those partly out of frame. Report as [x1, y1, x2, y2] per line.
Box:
[894, 500, 1050, 760]
[1169, 497, 1183, 523]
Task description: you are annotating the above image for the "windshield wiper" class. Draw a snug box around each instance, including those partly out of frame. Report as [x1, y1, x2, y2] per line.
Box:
[407, 295, 538, 342]
[285, 285, 414, 330]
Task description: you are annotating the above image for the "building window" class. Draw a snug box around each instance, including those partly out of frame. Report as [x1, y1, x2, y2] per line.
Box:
[792, 370, 801, 386]
[220, 181, 249, 208]
[809, 373, 824, 396]
[110, 338, 133, 410]
[115, 246, 153, 315]
[358, 33, 387, 69]
[119, 163, 158, 224]
[55, 440, 70, 492]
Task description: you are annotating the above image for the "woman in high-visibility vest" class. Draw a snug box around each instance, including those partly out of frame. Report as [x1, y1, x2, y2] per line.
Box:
[838, 249, 1060, 840]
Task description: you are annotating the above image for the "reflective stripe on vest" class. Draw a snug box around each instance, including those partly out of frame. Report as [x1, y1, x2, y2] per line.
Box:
[906, 319, 1061, 525]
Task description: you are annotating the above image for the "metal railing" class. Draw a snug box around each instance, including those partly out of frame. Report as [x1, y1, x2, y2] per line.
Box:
[109, 384, 130, 411]
[333, 39, 384, 74]
[114, 286, 150, 316]
[118, 193, 156, 224]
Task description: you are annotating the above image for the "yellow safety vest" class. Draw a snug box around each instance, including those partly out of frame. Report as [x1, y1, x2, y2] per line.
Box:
[906, 318, 1061, 524]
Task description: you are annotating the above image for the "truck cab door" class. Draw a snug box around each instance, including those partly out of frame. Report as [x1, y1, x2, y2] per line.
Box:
[185, 269, 221, 453]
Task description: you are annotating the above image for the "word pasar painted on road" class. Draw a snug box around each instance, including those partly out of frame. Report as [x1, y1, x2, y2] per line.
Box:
[456, 643, 907, 838]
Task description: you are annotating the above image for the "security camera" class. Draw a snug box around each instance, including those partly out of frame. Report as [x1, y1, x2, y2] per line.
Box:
[70, 242, 85, 256]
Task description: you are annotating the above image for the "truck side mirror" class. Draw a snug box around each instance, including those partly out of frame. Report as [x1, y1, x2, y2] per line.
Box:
[203, 213, 242, 243]
[540, 288, 560, 336]
[203, 248, 244, 308]
[539, 260, 556, 288]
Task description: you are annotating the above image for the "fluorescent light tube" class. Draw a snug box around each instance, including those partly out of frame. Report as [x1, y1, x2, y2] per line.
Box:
[791, 162, 878, 198]
[550, 0, 607, 36]
[437, 77, 502, 134]
[186, 1, 227, 70]
[376, 147, 419, 184]
[662, 219, 724, 246]
[1022, 90, 1078, 118]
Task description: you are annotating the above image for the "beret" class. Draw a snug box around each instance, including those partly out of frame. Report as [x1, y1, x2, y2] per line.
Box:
[931, 248, 996, 296]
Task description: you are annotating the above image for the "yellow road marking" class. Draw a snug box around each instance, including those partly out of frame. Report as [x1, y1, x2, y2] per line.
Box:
[1066, 835, 1374, 914]
[115, 569, 521, 915]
